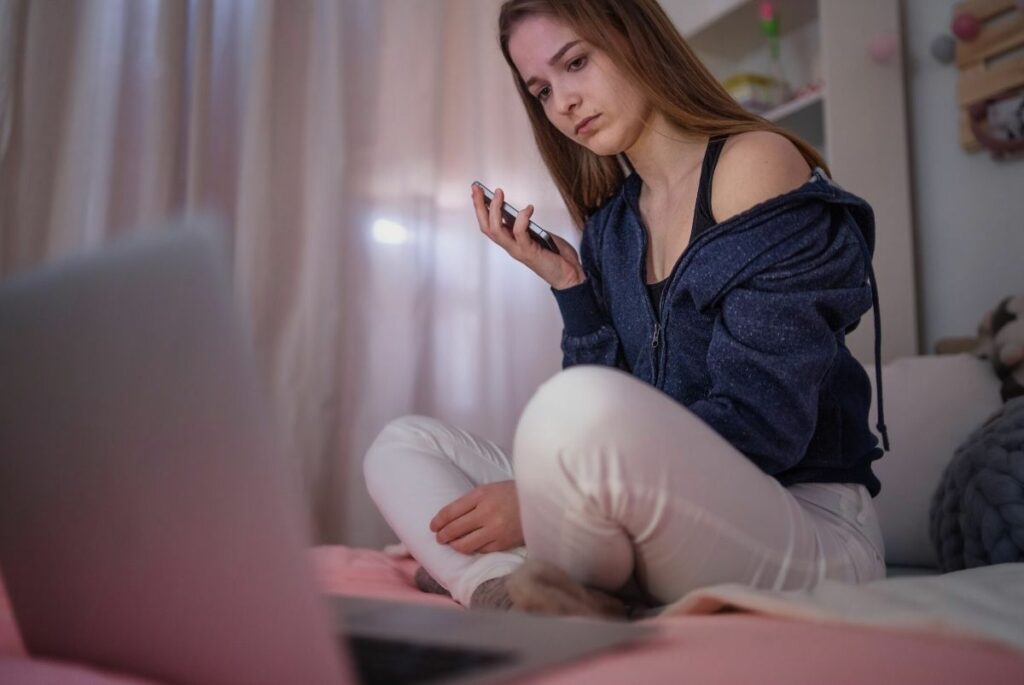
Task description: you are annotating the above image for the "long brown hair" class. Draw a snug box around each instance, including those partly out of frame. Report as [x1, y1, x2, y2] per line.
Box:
[498, 0, 829, 230]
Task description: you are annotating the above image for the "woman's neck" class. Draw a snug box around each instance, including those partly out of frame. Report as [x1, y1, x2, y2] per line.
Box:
[624, 112, 707, 200]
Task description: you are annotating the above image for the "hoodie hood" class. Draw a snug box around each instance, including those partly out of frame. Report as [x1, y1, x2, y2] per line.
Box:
[624, 168, 873, 313]
[622, 167, 890, 451]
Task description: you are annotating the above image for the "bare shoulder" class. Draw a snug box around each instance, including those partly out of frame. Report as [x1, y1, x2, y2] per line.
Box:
[711, 130, 812, 223]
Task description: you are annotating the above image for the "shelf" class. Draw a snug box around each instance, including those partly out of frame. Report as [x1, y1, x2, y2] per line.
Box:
[664, 0, 748, 38]
[664, 1, 826, 155]
[675, 0, 823, 108]
[759, 87, 825, 158]
[681, 0, 820, 61]
[762, 88, 823, 123]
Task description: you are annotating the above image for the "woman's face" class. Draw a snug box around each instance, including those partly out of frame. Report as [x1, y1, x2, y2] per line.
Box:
[508, 14, 652, 156]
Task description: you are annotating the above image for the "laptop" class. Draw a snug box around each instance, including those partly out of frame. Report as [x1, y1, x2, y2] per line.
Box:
[0, 219, 650, 685]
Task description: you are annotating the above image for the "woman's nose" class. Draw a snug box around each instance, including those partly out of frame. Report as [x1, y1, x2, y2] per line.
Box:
[554, 88, 581, 116]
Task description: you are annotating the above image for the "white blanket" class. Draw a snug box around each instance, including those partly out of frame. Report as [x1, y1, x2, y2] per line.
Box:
[662, 563, 1024, 652]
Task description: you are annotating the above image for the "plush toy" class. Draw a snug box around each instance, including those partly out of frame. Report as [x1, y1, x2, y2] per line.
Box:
[973, 295, 1024, 402]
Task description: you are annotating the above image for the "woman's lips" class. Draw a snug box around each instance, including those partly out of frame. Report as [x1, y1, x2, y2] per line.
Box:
[575, 114, 600, 135]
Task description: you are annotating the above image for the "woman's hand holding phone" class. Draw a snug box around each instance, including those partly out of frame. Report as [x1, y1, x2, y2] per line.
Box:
[470, 184, 585, 290]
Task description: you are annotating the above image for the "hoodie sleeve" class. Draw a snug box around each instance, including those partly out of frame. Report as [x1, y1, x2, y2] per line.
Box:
[688, 217, 874, 474]
[550, 222, 628, 371]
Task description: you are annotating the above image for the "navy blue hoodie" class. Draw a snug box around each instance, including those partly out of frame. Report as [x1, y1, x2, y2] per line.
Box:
[551, 168, 890, 496]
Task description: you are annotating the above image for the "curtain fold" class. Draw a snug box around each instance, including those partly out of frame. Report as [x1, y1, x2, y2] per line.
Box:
[0, 0, 569, 547]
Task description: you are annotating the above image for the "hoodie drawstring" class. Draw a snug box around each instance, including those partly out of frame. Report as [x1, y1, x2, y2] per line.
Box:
[851, 228, 891, 451]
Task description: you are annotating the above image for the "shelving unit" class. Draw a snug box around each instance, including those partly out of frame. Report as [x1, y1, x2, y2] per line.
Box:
[763, 87, 825, 155]
[670, 0, 825, 154]
[662, 0, 921, 364]
[763, 87, 822, 123]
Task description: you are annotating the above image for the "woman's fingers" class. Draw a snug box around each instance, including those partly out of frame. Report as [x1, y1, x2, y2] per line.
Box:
[510, 204, 537, 253]
[449, 527, 494, 555]
[473, 188, 503, 247]
[489, 189, 541, 259]
[431, 488, 480, 532]
[471, 185, 500, 244]
[471, 185, 492, 238]
[472, 185, 518, 251]
[470, 183, 583, 289]
[488, 187, 512, 244]
[436, 510, 481, 545]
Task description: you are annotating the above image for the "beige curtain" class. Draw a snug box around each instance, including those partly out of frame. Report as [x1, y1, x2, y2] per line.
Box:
[0, 0, 569, 547]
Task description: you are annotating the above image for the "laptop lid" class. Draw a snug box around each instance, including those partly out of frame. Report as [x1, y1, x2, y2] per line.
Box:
[0, 222, 350, 684]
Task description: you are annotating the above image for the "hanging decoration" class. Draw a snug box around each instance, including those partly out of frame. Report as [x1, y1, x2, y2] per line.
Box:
[931, 0, 1024, 158]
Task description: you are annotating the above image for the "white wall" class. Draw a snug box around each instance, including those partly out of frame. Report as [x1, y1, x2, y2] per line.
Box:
[903, 0, 1024, 351]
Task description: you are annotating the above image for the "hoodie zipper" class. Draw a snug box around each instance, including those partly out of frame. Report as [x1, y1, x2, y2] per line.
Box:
[630, 170, 735, 388]
[639, 223, 663, 386]
[642, 239, 703, 388]
[645, 224, 715, 387]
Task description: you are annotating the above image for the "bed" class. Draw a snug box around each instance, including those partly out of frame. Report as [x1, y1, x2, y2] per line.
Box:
[2, 545, 1023, 684]
[3, 355, 1023, 683]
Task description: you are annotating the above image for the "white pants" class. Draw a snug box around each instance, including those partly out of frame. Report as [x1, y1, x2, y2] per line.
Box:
[363, 366, 886, 607]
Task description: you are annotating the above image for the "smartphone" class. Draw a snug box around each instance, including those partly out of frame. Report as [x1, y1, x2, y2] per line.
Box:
[472, 181, 560, 254]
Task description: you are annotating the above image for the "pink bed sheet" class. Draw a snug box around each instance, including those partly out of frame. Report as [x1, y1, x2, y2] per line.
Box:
[2, 546, 1023, 684]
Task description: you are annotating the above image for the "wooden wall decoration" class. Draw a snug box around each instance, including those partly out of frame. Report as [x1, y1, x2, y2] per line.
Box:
[953, 0, 1024, 156]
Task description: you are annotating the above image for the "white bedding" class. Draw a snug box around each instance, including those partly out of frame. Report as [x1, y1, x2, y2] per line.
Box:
[663, 562, 1024, 652]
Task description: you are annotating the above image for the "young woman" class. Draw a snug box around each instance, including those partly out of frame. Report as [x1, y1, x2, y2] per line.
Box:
[364, 0, 890, 618]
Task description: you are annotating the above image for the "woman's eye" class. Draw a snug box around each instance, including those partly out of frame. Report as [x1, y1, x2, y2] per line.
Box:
[567, 55, 587, 71]
[534, 55, 586, 102]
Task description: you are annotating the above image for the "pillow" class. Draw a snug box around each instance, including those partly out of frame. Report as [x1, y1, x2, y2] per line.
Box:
[865, 354, 1002, 568]
[930, 396, 1024, 570]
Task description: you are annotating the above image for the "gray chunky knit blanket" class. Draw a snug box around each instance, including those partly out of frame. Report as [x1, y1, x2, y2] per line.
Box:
[930, 396, 1024, 571]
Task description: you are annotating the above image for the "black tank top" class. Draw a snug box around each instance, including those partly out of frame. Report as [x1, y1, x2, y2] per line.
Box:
[646, 137, 727, 317]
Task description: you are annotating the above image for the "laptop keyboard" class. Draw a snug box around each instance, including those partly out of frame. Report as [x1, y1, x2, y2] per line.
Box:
[345, 635, 515, 684]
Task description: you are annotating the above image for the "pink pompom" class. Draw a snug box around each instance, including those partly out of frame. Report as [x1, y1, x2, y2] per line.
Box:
[869, 33, 899, 63]
[952, 12, 981, 41]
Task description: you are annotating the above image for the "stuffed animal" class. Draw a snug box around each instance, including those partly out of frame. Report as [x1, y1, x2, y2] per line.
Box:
[973, 295, 1024, 402]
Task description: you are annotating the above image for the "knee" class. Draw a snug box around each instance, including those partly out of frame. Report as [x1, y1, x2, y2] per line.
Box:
[513, 366, 634, 479]
[363, 414, 445, 491]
